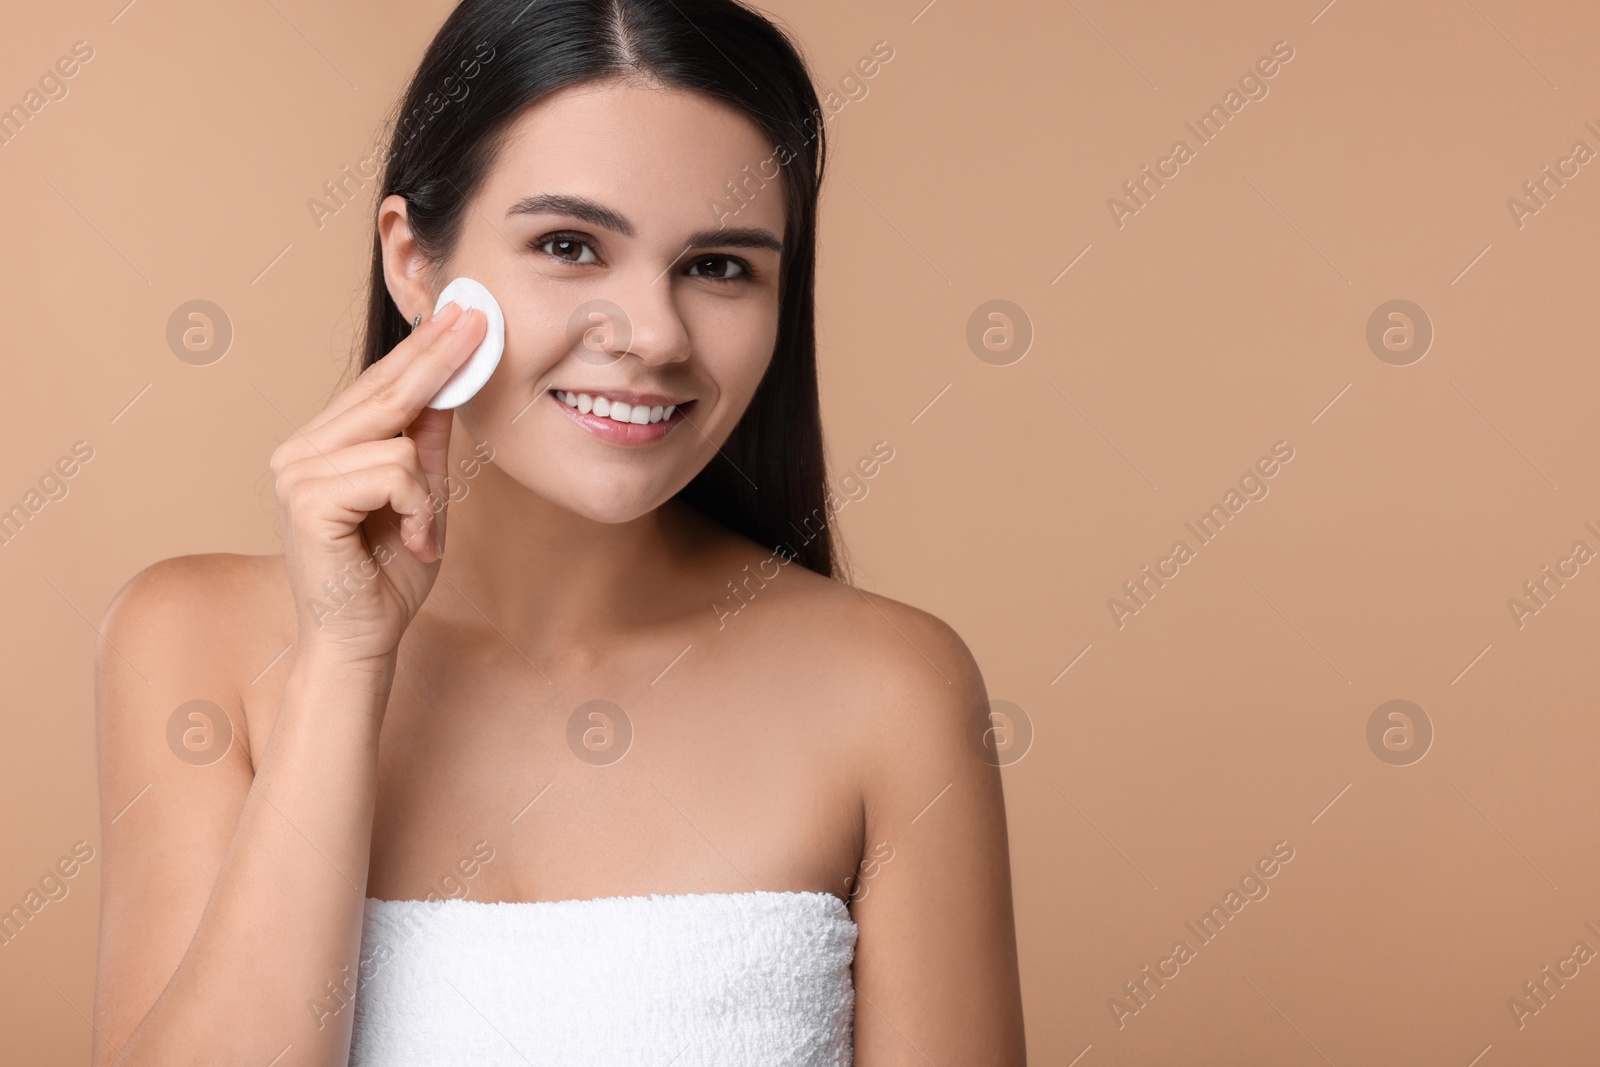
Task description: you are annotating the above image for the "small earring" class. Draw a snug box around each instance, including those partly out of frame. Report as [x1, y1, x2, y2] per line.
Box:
[411, 313, 422, 330]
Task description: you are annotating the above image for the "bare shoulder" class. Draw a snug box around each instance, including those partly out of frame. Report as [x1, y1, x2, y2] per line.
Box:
[832, 586, 988, 784]
[102, 552, 290, 662]
[726, 552, 990, 765]
[837, 585, 984, 694]
[104, 551, 284, 625]
[99, 552, 293, 764]
[773, 565, 985, 707]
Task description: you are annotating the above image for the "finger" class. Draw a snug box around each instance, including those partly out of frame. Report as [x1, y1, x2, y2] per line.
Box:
[282, 435, 428, 479]
[366, 497, 437, 566]
[296, 464, 438, 562]
[275, 301, 482, 473]
[298, 301, 467, 441]
[304, 305, 486, 458]
[284, 436, 439, 544]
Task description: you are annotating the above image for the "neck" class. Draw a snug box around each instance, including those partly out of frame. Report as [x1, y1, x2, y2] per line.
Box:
[425, 427, 715, 658]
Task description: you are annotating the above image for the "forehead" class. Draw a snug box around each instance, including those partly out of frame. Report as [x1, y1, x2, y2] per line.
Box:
[482, 78, 787, 236]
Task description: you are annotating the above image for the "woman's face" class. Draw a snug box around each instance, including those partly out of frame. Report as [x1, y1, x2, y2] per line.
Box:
[386, 78, 789, 523]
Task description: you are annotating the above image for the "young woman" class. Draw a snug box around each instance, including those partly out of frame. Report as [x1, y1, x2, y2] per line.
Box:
[91, 0, 1025, 1063]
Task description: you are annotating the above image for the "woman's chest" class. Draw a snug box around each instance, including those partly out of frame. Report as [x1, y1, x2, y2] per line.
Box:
[360, 647, 867, 908]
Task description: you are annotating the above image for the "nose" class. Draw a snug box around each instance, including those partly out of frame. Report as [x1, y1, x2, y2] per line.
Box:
[571, 262, 692, 370]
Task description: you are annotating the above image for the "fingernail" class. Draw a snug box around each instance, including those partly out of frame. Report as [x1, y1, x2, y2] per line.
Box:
[450, 307, 475, 331]
[437, 301, 463, 324]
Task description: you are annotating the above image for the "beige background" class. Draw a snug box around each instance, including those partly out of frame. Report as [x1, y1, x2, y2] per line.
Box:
[4, 0, 1599, 1062]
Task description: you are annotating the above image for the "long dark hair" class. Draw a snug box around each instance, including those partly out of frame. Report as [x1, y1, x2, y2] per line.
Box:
[356, 0, 845, 581]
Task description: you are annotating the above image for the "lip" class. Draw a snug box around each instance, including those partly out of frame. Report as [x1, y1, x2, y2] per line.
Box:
[548, 389, 693, 447]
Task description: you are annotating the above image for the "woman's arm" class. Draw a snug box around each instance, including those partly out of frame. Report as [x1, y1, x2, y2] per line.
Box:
[91, 554, 393, 1067]
[91, 300, 483, 1066]
[849, 597, 1027, 1066]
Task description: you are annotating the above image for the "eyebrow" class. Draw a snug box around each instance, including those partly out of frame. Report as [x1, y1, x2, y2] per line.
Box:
[505, 193, 785, 255]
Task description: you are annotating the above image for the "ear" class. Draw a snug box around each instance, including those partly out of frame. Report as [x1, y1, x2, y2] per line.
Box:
[378, 193, 438, 326]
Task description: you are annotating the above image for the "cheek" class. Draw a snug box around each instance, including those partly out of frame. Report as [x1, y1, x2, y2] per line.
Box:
[701, 312, 780, 408]
[699, 354, 771, 434]
[460, 303, 574, 409]
[507, 301, 577, 379]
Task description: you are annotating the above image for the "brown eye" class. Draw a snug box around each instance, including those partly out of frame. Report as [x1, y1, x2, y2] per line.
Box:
[534, 235, 598, 265]
[687, 255, 748, 281]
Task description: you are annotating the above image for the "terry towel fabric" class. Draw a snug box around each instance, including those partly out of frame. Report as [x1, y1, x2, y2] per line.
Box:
[347, 889, 858, 1066]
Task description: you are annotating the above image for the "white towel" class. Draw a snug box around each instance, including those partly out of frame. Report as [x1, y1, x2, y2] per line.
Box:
[347, 890, 858, 1066]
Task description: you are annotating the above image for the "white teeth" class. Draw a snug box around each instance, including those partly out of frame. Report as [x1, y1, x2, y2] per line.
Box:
[555, 391, 680, 424]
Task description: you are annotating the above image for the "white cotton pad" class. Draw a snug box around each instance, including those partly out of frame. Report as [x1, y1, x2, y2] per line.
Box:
[426, 277, 506, 410]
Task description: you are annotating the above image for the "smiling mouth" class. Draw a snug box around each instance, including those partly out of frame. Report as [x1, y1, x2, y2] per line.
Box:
[548, 389, 693, 425]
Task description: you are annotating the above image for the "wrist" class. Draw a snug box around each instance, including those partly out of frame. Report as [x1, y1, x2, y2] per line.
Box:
[292, 633, 398, 675]
[290, 640, 399, 690]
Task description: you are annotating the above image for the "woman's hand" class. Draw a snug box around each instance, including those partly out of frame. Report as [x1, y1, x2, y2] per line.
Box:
[271, 300, 486, 669]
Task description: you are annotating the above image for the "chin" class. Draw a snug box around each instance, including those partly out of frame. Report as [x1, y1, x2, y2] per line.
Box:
[566, 498, 667, 525]
[536, 468, 690, 525]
